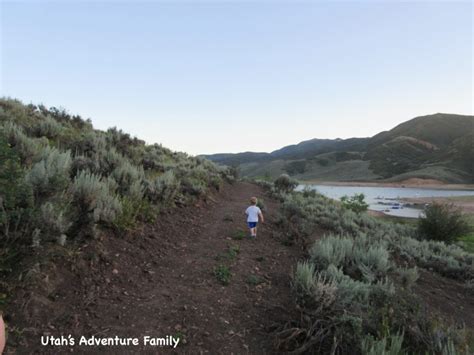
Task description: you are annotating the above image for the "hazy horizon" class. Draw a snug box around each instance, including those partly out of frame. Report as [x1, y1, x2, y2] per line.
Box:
[1, 1, 472, 155]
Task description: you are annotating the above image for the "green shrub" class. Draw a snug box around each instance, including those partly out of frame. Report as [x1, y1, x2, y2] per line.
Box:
[39, 202, 71, 244]
[209, 175, 222, 190]
[33, 115, 62, 139]
[74, 130, 107, 156]
[3, 122, 43, 164]
[341, 193, 369, 213]
[71, 154, 100, 176]
[397, 267, 419, 289]
[113, 197, 145, 231]
[309, 234, 354, 269]
[294, 261, 316, 298]
[276, 187, 472, 354]
[111, 160, 144, 199]
[232, 230, 246, 240]
[25, 147, 72, 199]
[215, 244, 240, 261]
[145, 171, 180, 205]
[71, 171, 122, 234]
[418, 203, 470, 244]
[294, 261, 337, 309]
[214, 265, 231, 285]
[0, 134, 34, 240]
[354, 243, 391, 280]
[247, 274, 264, 286]
[274, 174, 299, 193]
[228, 244, 240, 258]
[361, 332, 404, 355]
[142, 145, 167, 171]
[180, 176, 206, 196]
[226, 166, 239, 181]
[99, 147, 124, 175]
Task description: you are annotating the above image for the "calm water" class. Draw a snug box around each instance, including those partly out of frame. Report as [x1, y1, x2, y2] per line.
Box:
[299, 185, 474, 218]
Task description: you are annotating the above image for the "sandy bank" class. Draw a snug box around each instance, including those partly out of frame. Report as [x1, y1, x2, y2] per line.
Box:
[301, 178, 474, 191]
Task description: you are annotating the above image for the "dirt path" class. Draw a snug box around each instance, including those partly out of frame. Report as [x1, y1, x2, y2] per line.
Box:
[8, 182, 303, 353]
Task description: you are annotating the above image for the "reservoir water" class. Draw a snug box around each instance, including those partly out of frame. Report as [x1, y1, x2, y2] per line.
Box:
[299, 185, 474, 218]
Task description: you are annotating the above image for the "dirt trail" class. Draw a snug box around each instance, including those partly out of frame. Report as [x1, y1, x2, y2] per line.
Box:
[8, 182, 303, 353]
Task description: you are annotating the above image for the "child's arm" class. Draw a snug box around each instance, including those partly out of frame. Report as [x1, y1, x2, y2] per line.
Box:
[259, 211, 264, 223]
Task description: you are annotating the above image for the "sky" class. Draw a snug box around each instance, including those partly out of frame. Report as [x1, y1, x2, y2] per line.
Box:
[1, 0, 472, 155]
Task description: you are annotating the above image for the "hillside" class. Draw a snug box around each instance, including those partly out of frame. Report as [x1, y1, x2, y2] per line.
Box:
[203, 113, 474, 183]
[1, 99, 473, 354]
[0, 98, 235, 299]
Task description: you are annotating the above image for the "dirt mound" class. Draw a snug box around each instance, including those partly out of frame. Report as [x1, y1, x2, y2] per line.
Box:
[5, 182, 303, 353]
[414, 269, 474, 328]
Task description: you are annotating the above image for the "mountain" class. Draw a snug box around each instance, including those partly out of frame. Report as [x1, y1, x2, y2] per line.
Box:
[203, 113, 474, 183]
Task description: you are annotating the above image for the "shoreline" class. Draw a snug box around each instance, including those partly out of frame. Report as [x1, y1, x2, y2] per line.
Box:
[400, 196, 474, 214]
[300, 178, 474, 191]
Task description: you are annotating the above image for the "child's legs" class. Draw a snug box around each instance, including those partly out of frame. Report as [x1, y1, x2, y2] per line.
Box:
[248, 222, 257, 236]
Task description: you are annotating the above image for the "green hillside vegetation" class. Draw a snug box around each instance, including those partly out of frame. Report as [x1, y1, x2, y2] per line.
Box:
[204, 113, 474, 183]
[240, 152, 381, 181]
[257, 180, 474, 354]
[0, 98, 234, 282]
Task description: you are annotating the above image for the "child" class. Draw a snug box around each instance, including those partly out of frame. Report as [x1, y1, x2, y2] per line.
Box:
[245, 197, 264, 238]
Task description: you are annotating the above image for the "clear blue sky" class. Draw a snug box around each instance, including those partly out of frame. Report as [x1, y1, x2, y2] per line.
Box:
[1, 1, 472, 155]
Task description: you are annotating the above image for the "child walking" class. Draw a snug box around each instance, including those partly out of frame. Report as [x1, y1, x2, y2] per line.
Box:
[245, 197, 264, 238]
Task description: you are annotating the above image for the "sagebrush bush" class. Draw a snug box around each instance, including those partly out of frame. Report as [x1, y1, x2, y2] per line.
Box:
[39, 202, 71, 244]
[180, 176, 206, 196]
[111, 160, 145, 199]
[418, 203, 470, 244]
[3, 122, 43, 164]
[71, 155, 100, 176]
[294, 261, 337, 309]
[397, 267, 419, 289]
[145, 171, 180, 205]
[209, 175, 222, 190]
[354, 243, 390, 280]
[99, 147, 124, 175]
[273, 181, 473, 354]
[310, 234, 354, 269]
[26, 147, 72, 199]
[361, 332, 404, 355]
[294, 261, 316, 298]
[33, 115, 62, 139]
[71, 171, 122, 228]
[142, 144, 168, 171]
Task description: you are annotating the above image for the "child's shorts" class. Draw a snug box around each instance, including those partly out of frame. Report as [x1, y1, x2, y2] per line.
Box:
[247, 222, 258, 228]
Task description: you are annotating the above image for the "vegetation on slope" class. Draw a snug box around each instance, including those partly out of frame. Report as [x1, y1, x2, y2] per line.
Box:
[0, 98, 235, 297]
[256, 177, 473, 354]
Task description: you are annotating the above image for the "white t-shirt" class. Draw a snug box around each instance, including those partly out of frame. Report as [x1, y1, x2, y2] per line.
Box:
[245, 206, 261, 223]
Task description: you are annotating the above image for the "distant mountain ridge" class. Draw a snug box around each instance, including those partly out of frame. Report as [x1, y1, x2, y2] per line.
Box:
[202, 113, 474, 183]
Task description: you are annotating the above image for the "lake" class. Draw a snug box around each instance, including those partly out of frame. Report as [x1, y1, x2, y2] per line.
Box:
[298, 184, 474, 218]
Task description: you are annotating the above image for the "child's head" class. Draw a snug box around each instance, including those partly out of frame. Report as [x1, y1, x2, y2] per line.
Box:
[250, 196, 258, 205]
